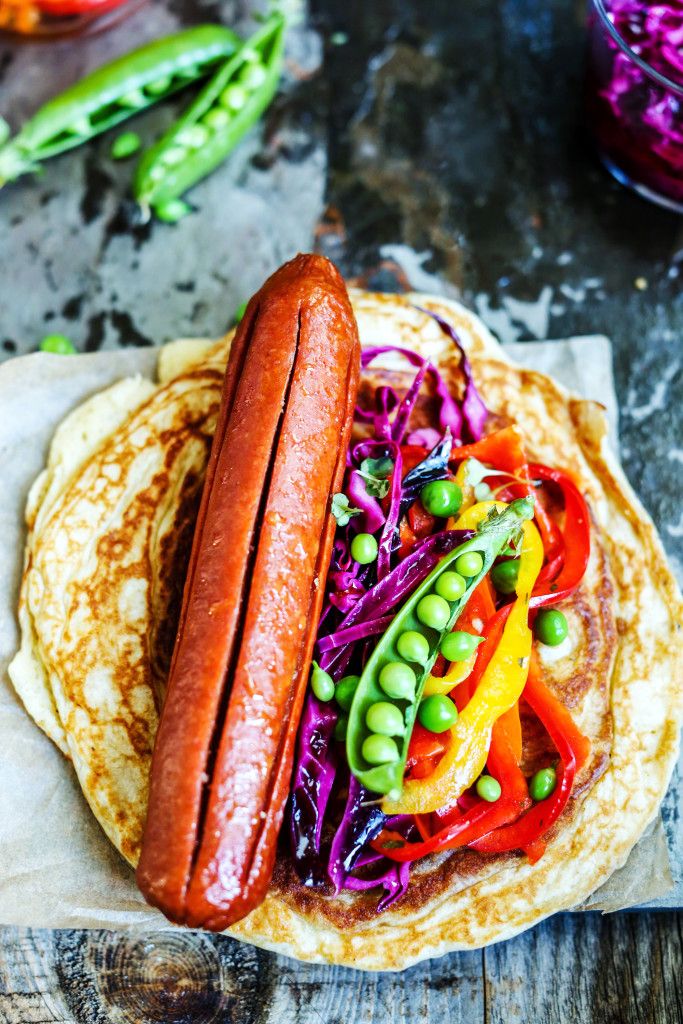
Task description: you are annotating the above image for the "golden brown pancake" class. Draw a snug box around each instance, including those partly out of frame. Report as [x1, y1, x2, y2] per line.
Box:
[9, 291, 682, 968]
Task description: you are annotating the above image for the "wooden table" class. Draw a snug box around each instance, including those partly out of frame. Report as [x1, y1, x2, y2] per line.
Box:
[1, 0, 681, 1020]
[2, 914, 681, 1022]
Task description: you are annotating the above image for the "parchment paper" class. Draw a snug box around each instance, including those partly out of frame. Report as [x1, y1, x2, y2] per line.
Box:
[0, 335, 674, 932]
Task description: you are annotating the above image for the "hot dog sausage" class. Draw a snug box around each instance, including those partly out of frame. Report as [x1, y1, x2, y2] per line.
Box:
[137, 254, 360, 928]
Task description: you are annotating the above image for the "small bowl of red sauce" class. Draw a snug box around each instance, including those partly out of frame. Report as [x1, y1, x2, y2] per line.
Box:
[585, 0, 683, 212]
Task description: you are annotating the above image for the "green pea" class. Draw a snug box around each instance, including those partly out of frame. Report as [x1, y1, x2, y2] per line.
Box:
[534, 609, 569, 646]
[351, 533, 378, 565]
[366, 701, 405, 737]
[311, 662, 335, 702]
[119, 88, 147, 108]
[378, 662, 416, 701]
[176, 124, 210, 149]
[154, 199, 192, 223]
[333, 715, 348, 742]
[530, 766, 557, 801]
[161, 145, 188, 166]
[362, 733, 399, 765]
[39, 333, 76, 355]
[66, 116, 91, 137]
[454, 550, 484, 578]
[396, 631, 430, 666]
[220, 83, 248, 111]
[335, 674, 360, 712]
[420, 479, 463, 518]
[476, 775, 501, 802]
[240, 62, 268, 90]
[176, 63, 200, 79]
[491, 559, 520, 594]
[145, 74, 173, 96]
[418, 693, 459, 733]
[241, 46, 260, 63]
[416, 594, 451, 630]
[203, 107, 231, 131]
[434, 571, 466, 602]
[440, 630, 483, 662]
[110, 131, 141, 160]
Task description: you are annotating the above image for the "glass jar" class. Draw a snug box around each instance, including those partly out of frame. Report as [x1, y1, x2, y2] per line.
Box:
[585, 0, 683, 213]
[0, 0, 145, 38]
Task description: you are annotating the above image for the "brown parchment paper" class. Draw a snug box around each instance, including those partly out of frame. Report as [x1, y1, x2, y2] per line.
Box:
[0, 336, 673, 932]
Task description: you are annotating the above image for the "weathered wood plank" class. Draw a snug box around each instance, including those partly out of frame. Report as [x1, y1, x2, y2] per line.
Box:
[1, 915, 682, 1024]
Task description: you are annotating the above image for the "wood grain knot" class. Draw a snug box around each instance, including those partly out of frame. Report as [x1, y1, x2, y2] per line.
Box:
[54, 929, 270, 1024]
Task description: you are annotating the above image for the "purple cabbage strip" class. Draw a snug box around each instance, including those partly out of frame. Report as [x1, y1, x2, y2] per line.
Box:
[360, 344, 464, 440]
[406, 426, 442, 448]
[320, 529, 472, 674]
[416, 307, 490, 441]
[391, 361, 428, 444]
[316, 614, 394, 653]
[290, 695, 338, 887]
[348, 469, 385, 534]
[350, 437, 403, 581]
[327, 773, 413, 912]
[377, 442, 403, 579]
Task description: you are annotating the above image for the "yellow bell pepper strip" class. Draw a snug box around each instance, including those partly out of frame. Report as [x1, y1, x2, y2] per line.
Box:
[422, 651, 476, 695]
[382, 511, 544, 816]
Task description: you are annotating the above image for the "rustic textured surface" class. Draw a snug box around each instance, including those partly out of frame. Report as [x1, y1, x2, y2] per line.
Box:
[0, 0, 681, 1019]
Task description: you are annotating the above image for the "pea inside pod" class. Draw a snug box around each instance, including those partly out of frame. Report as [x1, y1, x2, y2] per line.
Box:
[134, 13, 285, 215]
[345, 497, 534, 798]
[0, 25, 240, 187]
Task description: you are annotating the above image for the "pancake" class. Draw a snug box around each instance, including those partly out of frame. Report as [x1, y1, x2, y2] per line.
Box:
[9, 290, 682, 968]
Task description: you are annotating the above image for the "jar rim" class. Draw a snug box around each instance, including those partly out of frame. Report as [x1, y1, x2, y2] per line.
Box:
[592, 0, 683, 97]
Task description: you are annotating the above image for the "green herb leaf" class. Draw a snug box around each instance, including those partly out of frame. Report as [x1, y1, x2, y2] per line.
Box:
[359, 456, 394, 498]
[331, 492, 361, 527]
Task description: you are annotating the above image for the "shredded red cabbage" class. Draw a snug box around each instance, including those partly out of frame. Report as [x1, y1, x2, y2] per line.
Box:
[328, 774, 414, 911]
[316, 615, 395, 653]
[289, 694, 339, 887]
[359, 345, 464, 441]
[416, 308, 490, 442]
[586, 0, 683, 206]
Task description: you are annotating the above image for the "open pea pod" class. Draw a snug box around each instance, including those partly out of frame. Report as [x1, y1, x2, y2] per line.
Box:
[346, 497, 534, 797]
[0, 25, 240, 186]
[134, 13, 285, 213]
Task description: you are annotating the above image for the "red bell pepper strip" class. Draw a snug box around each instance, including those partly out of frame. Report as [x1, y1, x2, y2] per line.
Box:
[527, 464, 590, 608]
[400, 444, 431, 476]
[469, 655, 591, 861]
[36, 0, 126, 14]
[372, 722, 530, 863]
[451, 427, 562, 569]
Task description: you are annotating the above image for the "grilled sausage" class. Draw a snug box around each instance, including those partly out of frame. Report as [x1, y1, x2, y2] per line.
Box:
[137, 254, 360, 929]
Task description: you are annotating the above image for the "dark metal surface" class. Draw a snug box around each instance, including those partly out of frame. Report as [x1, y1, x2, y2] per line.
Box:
[0, 0, 681, 1020]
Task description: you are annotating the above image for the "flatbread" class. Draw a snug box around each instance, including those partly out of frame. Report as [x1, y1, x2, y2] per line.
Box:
[9, 291, 682, 968]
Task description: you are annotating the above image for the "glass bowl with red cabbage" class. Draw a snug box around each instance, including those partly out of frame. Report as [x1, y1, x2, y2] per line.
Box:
[585, 0, 683, 212]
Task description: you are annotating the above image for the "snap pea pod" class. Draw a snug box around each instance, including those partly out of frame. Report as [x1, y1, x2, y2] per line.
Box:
[0, 25, 240, 187]
[134, 13, 285, 214]
[346, 498, 534, 798]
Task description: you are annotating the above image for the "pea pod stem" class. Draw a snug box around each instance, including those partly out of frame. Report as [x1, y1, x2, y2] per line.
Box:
[133, 13, 285, 213]
[345, 498, 534, 798]
[0, 25, 240, 188]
